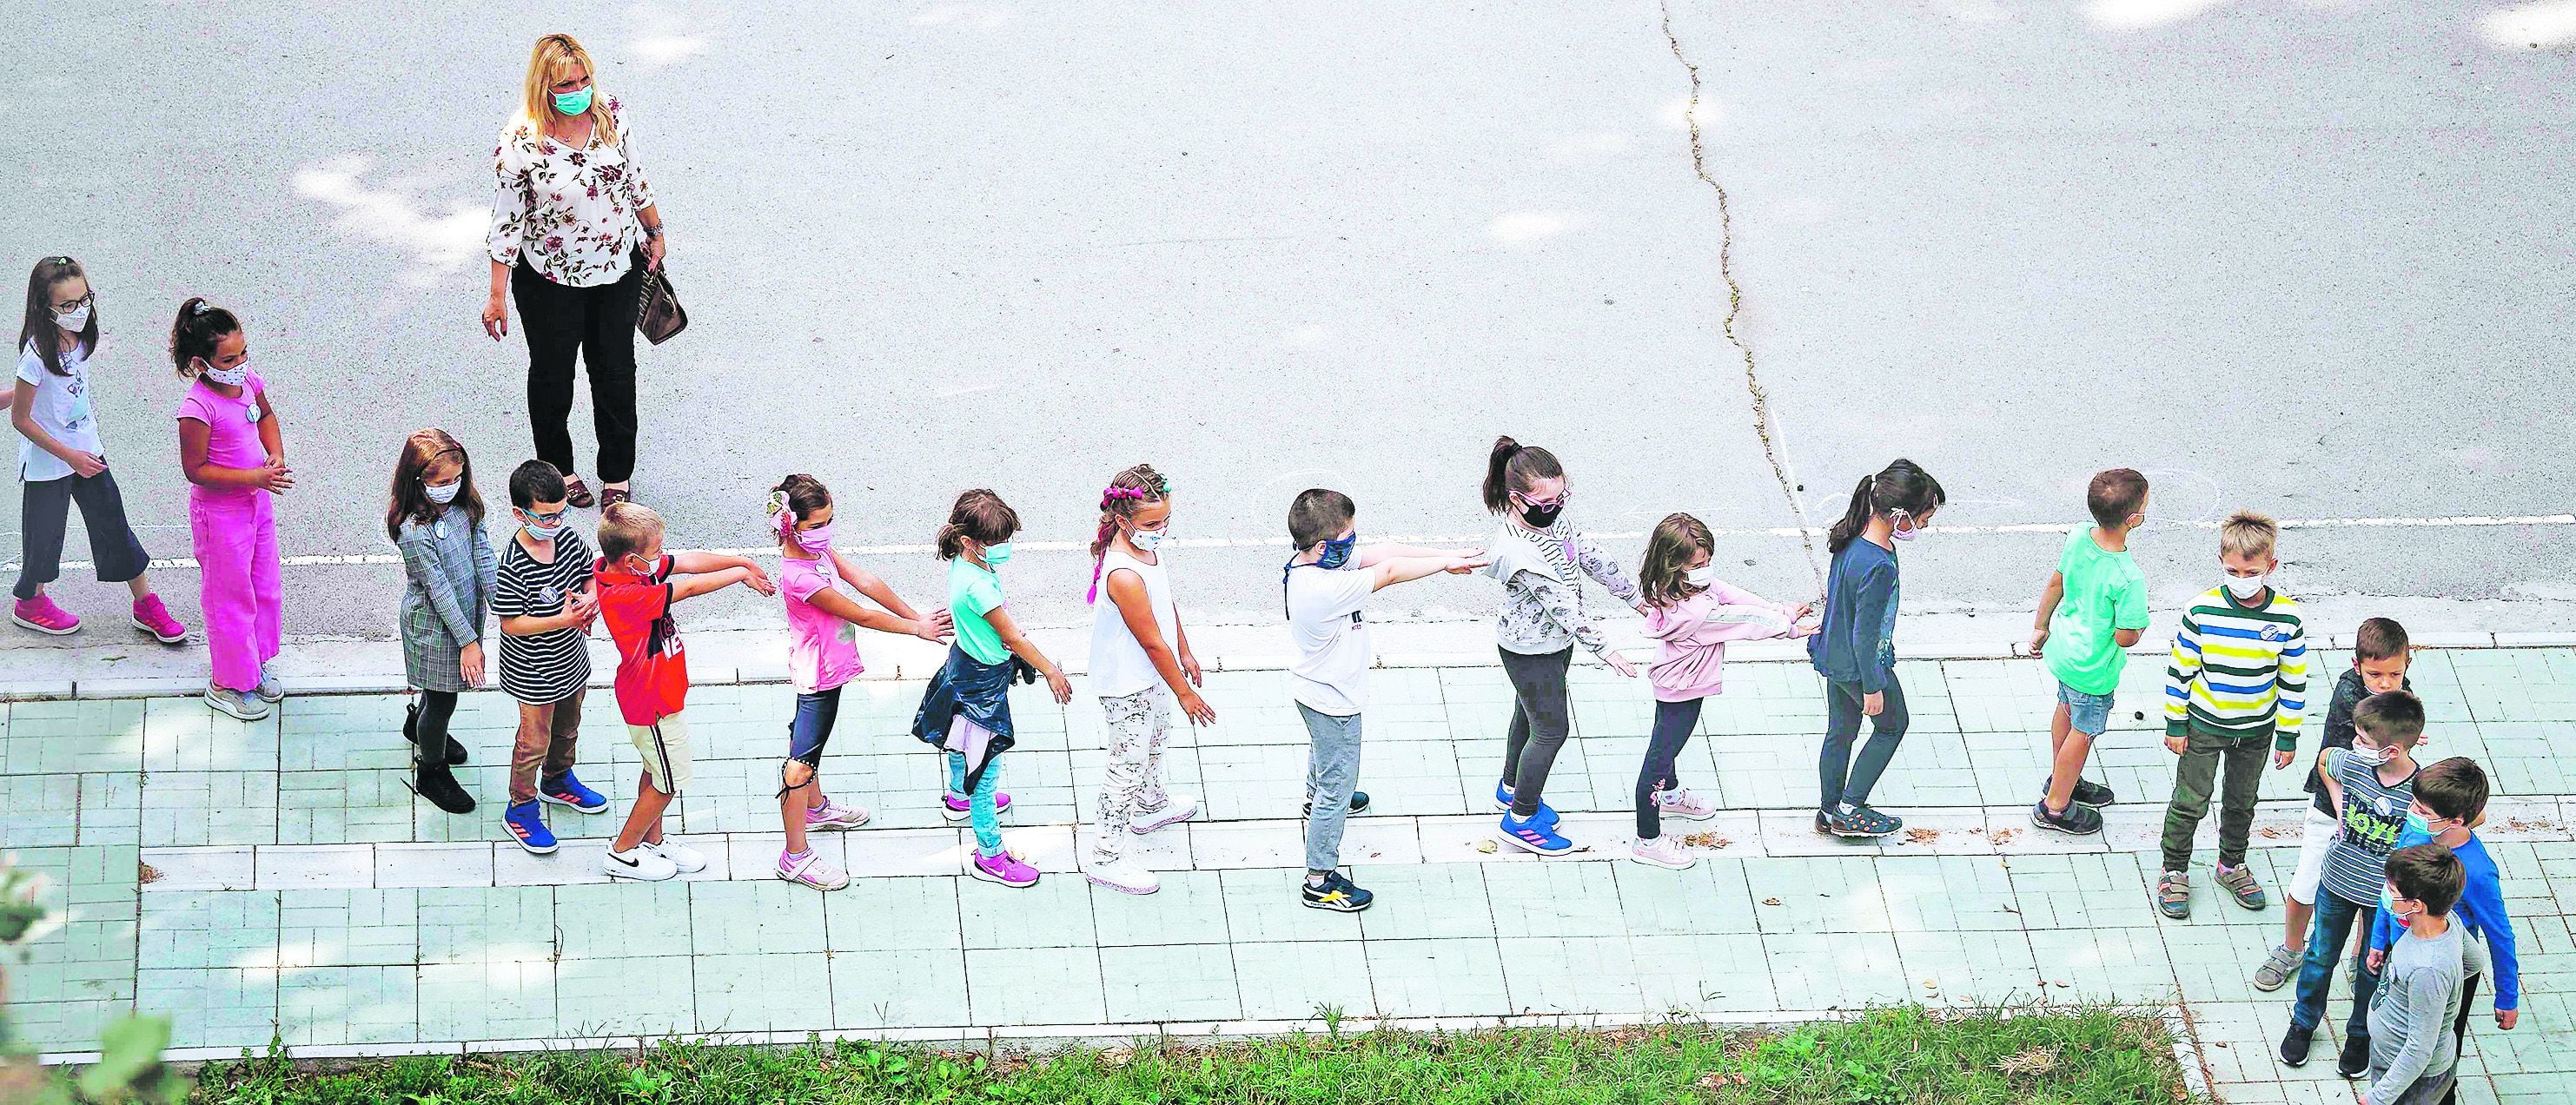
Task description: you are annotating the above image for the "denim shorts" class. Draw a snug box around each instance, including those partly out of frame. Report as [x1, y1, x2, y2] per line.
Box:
[788, 685, 844, 766]
[2056, 681, 2115, 736]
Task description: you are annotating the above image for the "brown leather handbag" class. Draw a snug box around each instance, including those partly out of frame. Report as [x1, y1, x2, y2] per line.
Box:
[635, 250, 686, 345]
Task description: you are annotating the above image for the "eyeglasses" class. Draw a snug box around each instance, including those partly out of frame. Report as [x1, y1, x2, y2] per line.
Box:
[1514, 489, 1572, 511]
[520, 507, 570, 524]
[51, 292, 93, 314]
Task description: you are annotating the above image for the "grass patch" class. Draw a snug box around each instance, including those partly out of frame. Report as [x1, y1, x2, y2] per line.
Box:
[188, 1007, 2191, 1104]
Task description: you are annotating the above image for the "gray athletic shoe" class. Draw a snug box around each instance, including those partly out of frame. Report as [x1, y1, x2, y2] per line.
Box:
[2252, 943, 2301, 992]
[205, 684, 270, 721]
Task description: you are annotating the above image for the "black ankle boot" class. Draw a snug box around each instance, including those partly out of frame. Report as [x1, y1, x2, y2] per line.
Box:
[404, 702, 467, 766]
[412, 757, 476, 815]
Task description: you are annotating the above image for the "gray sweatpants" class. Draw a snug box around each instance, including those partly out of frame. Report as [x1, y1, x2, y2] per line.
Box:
[1298, 703, 1363, 873]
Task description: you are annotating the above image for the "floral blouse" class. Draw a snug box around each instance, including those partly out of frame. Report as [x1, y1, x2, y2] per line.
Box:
[484, 98, 657, 288]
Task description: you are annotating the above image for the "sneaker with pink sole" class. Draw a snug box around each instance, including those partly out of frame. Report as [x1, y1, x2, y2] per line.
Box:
[777, 849, 850, 891]
[1130, 794, 1201, 834]
[1652, 786, 1718, 822]
[804, 799, 871, 831]
[943, 791, 1011, 821]
[11, 595, 78, 636]
[970, 849, 1040, 888]
[131, 595, 187, 644]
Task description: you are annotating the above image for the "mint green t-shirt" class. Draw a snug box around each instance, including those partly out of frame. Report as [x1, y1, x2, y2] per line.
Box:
[948, 558, 1010, 665]
[2042, 526, 2149, 696]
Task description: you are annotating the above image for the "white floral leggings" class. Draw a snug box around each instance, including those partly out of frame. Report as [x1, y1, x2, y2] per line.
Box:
[1093, 685, 1176, 861]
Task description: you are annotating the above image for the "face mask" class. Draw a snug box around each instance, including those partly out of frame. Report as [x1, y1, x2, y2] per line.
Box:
[1131, 526, 1166, 552]
[1889, 510, 1921, 542]
[794, 522, 834, 555]
[53, 303, 90, 331]
[523, 514, 565, 541]
[2404, 811, 2432, 837]
[424, 480, 461, 506]
[553, 87, 594, 116]
[2380, 883, 2420, 923]
[2224, 572, 2268, 600]
[1685, 566, 1718, 587]
[1519, 503, 1562, 530]
[197, 357, 248, 388]
[2348, 742, 2393, 767]
[983, 540, 1013, 566]
[1317, 533, 1356, 570]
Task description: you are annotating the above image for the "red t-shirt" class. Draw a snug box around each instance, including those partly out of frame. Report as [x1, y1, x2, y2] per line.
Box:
[597, 554, 688, 725]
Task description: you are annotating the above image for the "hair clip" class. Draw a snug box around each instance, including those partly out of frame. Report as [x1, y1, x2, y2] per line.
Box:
[190, 301, 212, 315]
[1103, 486, 1144, 500]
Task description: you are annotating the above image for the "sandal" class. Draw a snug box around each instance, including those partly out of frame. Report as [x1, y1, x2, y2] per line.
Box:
[561, 475, 597, 509]
[2213, 862, 2268, 911]
[600, 485, 632, 510]
[2155, 869, 2193, 919]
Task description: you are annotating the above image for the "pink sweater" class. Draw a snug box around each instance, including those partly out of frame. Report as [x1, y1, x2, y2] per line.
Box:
[1641, 580, 1802, 703]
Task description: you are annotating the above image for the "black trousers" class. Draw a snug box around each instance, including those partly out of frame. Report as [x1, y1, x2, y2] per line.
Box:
[16, 469, 149, 599]
[511, 261, 642, 484]
[1637, 697, 1705, 838]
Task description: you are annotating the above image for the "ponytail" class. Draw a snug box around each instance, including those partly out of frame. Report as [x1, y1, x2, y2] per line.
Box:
[768, 473, 831, 542]
[1824, 459, 1947, 554]
[1481, 435, 1563, 514]
[1086, 463, 1169, 603]
[169, 296, 240, 378]
[937, 488, 1021, 561]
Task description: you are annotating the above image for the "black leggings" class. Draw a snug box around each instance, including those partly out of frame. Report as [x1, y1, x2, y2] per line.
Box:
[1498, 646, 1574, 818]
[512, 261, 642, 484]
[413, 690, 458, 771]
[1637, 698, 1705, 838]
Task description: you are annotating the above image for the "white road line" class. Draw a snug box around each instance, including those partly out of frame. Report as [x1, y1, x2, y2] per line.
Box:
[8, 513, 2568, 574]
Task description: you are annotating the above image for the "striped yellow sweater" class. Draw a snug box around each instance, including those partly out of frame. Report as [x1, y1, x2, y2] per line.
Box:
[2164, 586, 2308, 750]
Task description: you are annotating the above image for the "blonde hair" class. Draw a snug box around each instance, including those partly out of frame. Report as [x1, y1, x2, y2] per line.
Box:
[598, 500, 665, 564]
[2218, 510, 2278, 560]
[519, 33, 618, 146]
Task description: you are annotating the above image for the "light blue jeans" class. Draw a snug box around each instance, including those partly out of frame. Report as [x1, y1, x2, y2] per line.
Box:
[946, 751, 1005, 857]
[1298, 704, 1364, 873]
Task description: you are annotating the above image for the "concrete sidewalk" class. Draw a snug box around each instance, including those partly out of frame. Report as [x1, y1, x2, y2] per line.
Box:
[7, 646, 2574, 1103]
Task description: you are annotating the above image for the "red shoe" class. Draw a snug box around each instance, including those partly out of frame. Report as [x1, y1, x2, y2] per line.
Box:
[12, 595, 78, 635]
[131, 595, 187, 644]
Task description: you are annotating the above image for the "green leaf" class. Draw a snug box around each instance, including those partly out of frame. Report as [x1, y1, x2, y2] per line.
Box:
[75, 1015, 172, 1098]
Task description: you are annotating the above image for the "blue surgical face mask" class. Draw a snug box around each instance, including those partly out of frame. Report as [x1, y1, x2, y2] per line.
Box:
[525, 519, 565, 541]
[553, 87, 594, 116]
[1317, 533, 1356, 570]
[983, 540, 1013, 567]
[2405, 811, 2432, 838]
[2381, 883, 2419, 923]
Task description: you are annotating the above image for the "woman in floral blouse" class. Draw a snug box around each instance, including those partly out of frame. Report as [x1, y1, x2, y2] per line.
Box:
[480, 33, 664, 511]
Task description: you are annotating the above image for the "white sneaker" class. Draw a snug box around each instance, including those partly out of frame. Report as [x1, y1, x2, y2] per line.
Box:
[646, 838, 708, 874]
[1084, 854, 1161, 895]
[1630, 835, 1696, 870]
[604, 845, 678, 882]
[1130, 794, 1201, 834]
[253, 664, 286, 704]
[205, 684, 270, 721]
[1653, 786, 1718, 822]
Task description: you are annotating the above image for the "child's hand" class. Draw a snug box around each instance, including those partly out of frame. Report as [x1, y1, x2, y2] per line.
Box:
[1789, 602, 1813, 621]
[1043, 667, 1074, 705]
[67, 451, 106, 478]
[742, 564, 777, 597]
[1444, 557, 1490, 575]
[1181, 649, 1204, 688]
[258, 460, 295, 493]
[914, 612, 955, 644]
[564, 590, 598, 628]
[2027, 625, 2050, 658]
[2163, 732, 2188, 755]
[460, 641, 487, 688]
[2366, 948, 2385, 973]
[1863, 691, 1884, 717]
[1178, 685, 1217, 726]
[2272, 749, 2295, 770]
[2498, 1009, 2519, 1030]
[1605, 651, 1640, 678]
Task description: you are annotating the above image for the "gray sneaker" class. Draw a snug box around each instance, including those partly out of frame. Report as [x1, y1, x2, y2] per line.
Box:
[2252, 943, 2301, 992]
[205, 684, 270, 721]
[253, 664, 285, 703]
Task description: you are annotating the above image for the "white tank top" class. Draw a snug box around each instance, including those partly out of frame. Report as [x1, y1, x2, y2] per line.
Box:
[1088, 545, 1180, 698]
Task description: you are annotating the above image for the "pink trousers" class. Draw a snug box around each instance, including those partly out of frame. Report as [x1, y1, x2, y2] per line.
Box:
[189, 489, 281, 692]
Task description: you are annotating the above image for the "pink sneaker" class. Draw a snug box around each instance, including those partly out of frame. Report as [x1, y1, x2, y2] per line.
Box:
[1652, 786, 1718, 822]
[130, 595, 187, 645]
[11, 595, 78, 635]
[804, 798, 871, 830]
[943, 791, 1013, 821]
[777, 849, 851, 891]
[969, 849, 1040, 888]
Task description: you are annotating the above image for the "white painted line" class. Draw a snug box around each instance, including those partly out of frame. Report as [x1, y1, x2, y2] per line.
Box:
[7, 513, 2570, 574]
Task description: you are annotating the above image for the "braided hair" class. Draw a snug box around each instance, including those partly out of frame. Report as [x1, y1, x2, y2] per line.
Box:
[1086, 463, 1169, 604]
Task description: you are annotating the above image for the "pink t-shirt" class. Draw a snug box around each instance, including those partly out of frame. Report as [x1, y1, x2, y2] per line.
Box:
[175, 370, 268, 498]
[780, 555, 863, 694]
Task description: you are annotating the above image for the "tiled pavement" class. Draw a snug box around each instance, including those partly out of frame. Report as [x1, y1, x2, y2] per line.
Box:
[6, 648, 2576, 1102]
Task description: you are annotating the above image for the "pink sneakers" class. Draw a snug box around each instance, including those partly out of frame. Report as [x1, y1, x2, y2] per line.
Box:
[804, 799, 871, 830]
[131, 595, 187, 644]
[970, 849, 1040, 888]
[11, 596, 77, 635]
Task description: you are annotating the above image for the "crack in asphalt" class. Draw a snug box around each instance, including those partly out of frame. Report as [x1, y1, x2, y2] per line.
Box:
[1659, 0, 1825, 597]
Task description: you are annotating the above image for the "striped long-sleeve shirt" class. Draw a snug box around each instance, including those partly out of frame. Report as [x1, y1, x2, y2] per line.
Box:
[2164, 586, 2308, 750]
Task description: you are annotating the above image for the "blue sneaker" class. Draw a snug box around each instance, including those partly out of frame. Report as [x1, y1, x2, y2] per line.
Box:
[1498, 811, 1574, 856]
[502, 800, 558, 855]
[1493, 778, 1514, 811]
[540, 770, 608, 814]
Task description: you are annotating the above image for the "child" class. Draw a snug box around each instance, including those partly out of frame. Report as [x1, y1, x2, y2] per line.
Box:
[387, 430, 496, 816]
[1082, 465, 1209, 897]
[2028, 468, 2150, 837]
[13, 257, 186, 642]
[594, 500, 774, 881]
[2361, 844, 2490, 1105]
[2255, 616, 2412, 991]
[911, 489, 1073, 889]
[170, 298, 289, 721]
[1631, 513, 1813, 870]
[2155, 510, 2307, 919]
[1480, 436, 1644, 856]
[491, 460, 608, 855]
[2364, 758, 2520, 1067]
[768, 474, 951, 891]
[1283, 488, 1484, 910]
[2281, 691, 2426, 1075]
[1808, 459, 1944, 838]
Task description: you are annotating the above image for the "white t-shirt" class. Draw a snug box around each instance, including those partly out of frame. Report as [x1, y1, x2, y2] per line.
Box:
[16, 341, 100, 483]
[1286, 562, 1375, 716]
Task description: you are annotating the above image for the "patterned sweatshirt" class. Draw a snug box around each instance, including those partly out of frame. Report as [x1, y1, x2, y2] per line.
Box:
[2164, 586, 2308, 750]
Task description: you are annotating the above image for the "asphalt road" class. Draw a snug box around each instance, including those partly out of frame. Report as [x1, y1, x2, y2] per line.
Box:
[0, 1, 2567, 644]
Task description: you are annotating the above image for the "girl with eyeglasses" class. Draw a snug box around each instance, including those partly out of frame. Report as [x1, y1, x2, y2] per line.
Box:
[385, 429, 496, 816]
[172, 297, 291, 720]
[11, 257, 187, 643]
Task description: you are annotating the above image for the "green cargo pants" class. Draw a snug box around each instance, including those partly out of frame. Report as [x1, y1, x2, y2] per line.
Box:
[2159, 725, 2270, 872]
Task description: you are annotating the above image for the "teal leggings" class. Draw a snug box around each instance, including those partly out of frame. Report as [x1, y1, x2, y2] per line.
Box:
[946, 752, 1005, 857]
